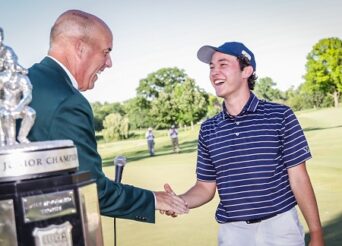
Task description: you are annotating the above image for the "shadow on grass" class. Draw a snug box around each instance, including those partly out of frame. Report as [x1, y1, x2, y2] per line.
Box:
[305, 213, 342, 245]
[303, 125, 342, 132]
[102, 139, 198, 167]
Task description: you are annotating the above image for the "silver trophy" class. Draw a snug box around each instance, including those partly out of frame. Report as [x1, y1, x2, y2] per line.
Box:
[0, 27, 103, 246]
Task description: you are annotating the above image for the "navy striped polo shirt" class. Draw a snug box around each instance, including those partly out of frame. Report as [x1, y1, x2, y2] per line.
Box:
[196, 93, 311, 223]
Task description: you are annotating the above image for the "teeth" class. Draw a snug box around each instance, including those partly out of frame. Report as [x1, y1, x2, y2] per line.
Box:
[214, 80, 224, 85]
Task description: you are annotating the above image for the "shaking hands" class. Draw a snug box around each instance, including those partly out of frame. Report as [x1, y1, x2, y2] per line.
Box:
[155, 184, 188, 217]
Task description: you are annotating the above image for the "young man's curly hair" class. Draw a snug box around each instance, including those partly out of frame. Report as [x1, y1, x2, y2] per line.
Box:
[237, 55, 257, 90]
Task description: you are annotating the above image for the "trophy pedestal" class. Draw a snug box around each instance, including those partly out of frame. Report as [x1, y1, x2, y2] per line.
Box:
[0, 140, 103, 246]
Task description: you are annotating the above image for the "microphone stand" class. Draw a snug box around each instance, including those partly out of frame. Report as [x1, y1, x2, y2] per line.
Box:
[114, 213, 117, 246]
[114, 214, 117, 246]
[113, 156, 126, 246]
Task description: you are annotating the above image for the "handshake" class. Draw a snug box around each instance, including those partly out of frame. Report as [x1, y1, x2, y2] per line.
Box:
[155, 183, 189, 217]
[114, 156, 189, 217]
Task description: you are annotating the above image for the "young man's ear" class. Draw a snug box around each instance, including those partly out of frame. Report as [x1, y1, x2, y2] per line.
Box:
[242, 66, 254, 79]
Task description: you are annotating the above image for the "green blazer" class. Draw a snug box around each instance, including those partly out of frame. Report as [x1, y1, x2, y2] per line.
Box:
[28, 57, 155, 223]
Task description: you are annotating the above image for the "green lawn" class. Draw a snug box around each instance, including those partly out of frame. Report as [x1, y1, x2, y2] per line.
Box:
[98, 107, 342, 246]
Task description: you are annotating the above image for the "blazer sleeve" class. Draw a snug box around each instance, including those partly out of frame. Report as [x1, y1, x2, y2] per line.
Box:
[48, 94, 155, 223]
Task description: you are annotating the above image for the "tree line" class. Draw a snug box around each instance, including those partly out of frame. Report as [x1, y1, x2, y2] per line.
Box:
[92, 37, 341, 142]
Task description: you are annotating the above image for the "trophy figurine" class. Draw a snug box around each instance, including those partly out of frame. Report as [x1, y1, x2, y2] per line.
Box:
[0, 28, 35, 146]
[0, 27, 103, 246]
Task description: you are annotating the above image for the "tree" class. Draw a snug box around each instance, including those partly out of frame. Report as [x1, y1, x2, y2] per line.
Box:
[284, 85, 312, 111]
[302, 37, 342, 107]
[123, 97, 153, 130]
[149, 91, 178, 128]
[254, 77, 284, 102]
[91, 102, 125, 131]
[136, 67, 208, 128]
[207, 94, 222, 118]
[101, 113, 129, 142]
[173, 78, 208, 128]
[137, 67, 186, 100]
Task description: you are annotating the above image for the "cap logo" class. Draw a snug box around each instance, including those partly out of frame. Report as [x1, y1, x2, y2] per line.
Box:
[241, 50, 251, 61]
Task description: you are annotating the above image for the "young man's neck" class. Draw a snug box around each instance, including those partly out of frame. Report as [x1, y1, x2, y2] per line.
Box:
[224, 90, 251, 117]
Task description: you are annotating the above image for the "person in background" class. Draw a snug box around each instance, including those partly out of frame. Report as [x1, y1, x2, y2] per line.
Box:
[27, 9, 188, 224]
[145, 127, 155, 156]
[166, 41, 324, 245]
[169, 125, 180, 153]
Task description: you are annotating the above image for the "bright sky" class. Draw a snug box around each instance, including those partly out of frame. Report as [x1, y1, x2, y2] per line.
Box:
[1, 0, 341, 103]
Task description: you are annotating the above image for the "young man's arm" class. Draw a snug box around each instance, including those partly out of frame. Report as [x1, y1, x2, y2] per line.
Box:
[180, 180, 216, 208]
[288, 162, 324, 246]
[165, 180, 215, 209]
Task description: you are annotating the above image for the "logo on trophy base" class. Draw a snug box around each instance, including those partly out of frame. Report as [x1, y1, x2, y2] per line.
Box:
[33, 222, 73, 246]
[0, 27, 103, 246]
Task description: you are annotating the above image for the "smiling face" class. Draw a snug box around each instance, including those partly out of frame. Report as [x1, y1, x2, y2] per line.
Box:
[76, 25, 113, 91]
[209, 52, 250, 100]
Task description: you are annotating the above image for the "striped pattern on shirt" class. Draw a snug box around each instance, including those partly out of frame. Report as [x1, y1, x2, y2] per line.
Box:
[196, 93, 311, 223]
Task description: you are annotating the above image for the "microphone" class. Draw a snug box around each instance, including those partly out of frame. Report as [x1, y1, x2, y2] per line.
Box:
[114, 156, 126, 183]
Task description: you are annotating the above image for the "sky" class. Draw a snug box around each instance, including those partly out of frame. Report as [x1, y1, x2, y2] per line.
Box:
[1, 0, 341, 103]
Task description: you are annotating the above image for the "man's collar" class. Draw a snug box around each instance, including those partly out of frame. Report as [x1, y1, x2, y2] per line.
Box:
[221, 93, 259, 119]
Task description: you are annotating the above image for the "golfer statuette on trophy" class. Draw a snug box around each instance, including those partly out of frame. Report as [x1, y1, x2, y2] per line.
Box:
[0, 27, 104, 246]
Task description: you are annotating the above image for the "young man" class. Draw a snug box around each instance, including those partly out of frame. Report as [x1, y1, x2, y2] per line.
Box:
[168, 42, 324, 245]
[28, 9, 188, 223]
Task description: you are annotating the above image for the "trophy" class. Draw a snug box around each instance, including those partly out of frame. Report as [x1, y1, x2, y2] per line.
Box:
[0, 27, 103, 246]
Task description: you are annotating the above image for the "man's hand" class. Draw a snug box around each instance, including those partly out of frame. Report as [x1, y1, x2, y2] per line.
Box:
[308, 230, 325, 246]
[154, 183, 188, 216]
[158, 183, 188, 217]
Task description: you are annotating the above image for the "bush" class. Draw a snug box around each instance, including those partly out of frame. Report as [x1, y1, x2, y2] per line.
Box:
[101, 113, 129, 142]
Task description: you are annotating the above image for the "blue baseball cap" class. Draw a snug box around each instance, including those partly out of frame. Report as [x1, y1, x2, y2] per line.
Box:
[197, 41, 256, 71]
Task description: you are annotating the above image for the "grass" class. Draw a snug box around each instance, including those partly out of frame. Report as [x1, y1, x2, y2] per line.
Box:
[97, 107, 342, 246]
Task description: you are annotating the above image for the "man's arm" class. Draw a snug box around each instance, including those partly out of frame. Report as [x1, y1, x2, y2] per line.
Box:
[50, 95, 188, 222]
[288, 162, 324, 246]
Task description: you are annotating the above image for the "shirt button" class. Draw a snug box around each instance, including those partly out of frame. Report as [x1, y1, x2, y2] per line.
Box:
[236, 122, 240, 125]
[236, 133, 239, 136]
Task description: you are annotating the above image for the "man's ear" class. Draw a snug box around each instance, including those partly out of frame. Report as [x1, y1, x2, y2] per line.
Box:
[75, 39, 86, 59]
[242, 66, 254, 79]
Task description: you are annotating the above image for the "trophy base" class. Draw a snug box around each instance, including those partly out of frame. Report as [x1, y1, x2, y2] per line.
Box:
[0, 140, 79, 182]
[0, 171, 103, 246]
[0, 139, 103, 245]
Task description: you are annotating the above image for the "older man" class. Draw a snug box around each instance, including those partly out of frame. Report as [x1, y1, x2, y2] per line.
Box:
[28, 9, 188, 223]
